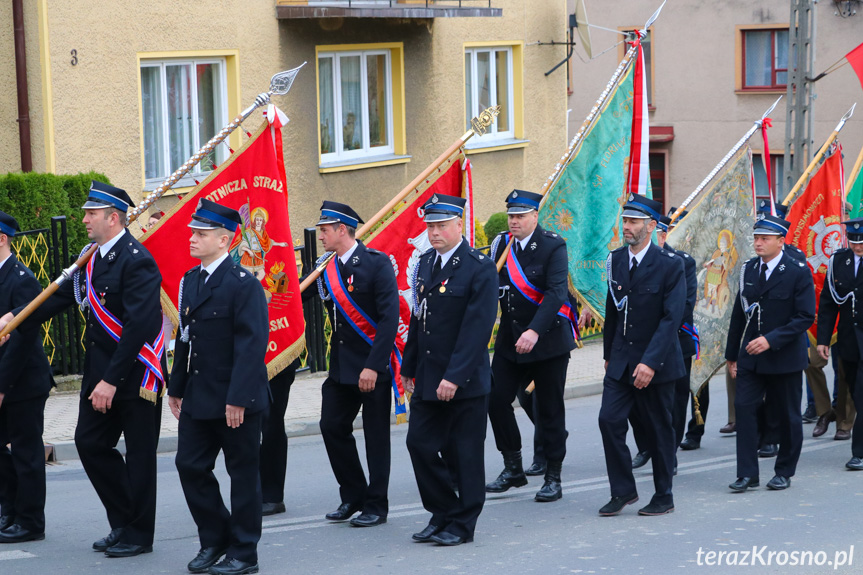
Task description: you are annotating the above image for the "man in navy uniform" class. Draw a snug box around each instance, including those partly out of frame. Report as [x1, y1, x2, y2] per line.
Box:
[485, 189, 576, 502]
[0, 181, 166, 556]
[598, 194, 685, 517]
[0, 211, 53, 543]
[816, 217, 863, 470]
[629, 212, 697, 469]
[260, 359, 299, 517]
[726, 213, 815, 492]
[169, 199, 270, 575]
[401, 194, 498, 545]
[307, 201, 399, 527]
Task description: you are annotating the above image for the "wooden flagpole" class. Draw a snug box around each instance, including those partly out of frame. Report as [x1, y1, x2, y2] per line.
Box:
[0, 65, 306, 340]
[298, 105, 501, 293]
[782, 103, 856, 206]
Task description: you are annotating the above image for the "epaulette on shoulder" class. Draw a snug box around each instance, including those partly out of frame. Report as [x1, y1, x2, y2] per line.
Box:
[125, 241, 147, 258]
[834, 247, 852, 257]
[421, 247, 436, 258]
[468, 247, 489, 262]
[659, 248, 674, 258]
[611, 245, 627, 254]
[364, 247, 384, 256]
[183, 267, 197, 278]
[541, 229, 561, 239]
[231, 265, 255, 281]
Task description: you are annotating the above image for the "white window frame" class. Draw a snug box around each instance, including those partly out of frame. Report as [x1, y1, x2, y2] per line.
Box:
[464, 46, 515, 145]
[140, 57, 229, 187]
[317, 49, 395, 165]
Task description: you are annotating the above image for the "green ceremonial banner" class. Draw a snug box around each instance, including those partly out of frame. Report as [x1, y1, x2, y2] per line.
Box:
[667, 148, 756, 396]
[847, 162, 863, 218]
[538, 62, 650, 322]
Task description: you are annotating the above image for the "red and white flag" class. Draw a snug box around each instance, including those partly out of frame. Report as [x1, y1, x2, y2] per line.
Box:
[625, 31, 650, 197]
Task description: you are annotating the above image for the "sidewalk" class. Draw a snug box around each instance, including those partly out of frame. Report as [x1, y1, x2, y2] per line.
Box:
[44, 340, 608, 461]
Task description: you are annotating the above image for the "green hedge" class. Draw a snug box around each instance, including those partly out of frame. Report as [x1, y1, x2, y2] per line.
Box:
[0, 171, 108, 252]
[484, 211, 508, 240]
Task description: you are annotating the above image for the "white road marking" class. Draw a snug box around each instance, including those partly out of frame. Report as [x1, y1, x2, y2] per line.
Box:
[0, 550, 36, 560]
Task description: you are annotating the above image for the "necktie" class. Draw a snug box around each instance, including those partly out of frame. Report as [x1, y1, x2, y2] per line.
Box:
[629, 256, 638, 280]
[433, 255, 442, 277]
[857, 258, 861, 279]
[199, 269, 209, 292]
[757, 262, 767, 294]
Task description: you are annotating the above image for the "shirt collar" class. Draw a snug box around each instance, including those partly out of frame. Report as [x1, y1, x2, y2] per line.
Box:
[760, 250, 783, 273]
[200, 252, 230, 279]
[628, 242, 650, 267]
[0, 253, 10, 272]
[339, 241, 360, 265]
[99, 229, 126, 258]
[436, 238, 463, 268]
[517, 230, 535, 252]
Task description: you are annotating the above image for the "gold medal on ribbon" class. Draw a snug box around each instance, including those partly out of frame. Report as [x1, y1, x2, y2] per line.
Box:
[439, 286, 446, 293]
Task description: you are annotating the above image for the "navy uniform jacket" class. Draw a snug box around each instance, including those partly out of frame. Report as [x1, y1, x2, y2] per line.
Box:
[603, 242, 686, 384]
[308, 241, 399, 385]
[169, 257, 270, 420]
[18, 230, 165, 401]
[0, 254, 53, 402]
[490, 226, 576, 363]
[817, 248, 862, 362]
[665, 243, 697, 358]
[401, 239, 498, 401]
[725, 252, 815, 373]
[784, 243, 807, 264]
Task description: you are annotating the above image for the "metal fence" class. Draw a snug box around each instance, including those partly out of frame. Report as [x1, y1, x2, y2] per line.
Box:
[12, 216, 85, 376]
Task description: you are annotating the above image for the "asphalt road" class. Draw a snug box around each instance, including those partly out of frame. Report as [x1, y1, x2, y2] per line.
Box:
[1, 376, 860, 575]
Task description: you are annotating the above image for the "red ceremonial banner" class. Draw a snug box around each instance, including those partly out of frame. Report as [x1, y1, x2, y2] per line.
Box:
[364, 149, 468, 373]
[846, 41, 863, 92]
[786, 144, 846, 342]
[143, 110, 305, 377]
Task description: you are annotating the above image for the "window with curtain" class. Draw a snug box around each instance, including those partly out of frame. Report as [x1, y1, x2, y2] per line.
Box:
[464, 46, 514, 141]
[752, 152, 785, 200]
[742, 29, 791, 89]
[318, 49, 393, 164]
[140, 58, 228, 184]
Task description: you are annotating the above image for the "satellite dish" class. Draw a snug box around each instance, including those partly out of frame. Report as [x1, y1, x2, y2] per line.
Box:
[574, 0, 593, 59]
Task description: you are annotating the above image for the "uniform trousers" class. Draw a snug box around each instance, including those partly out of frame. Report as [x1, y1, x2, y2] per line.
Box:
[74, 394, 161, 546]
[516, 384, 547, 464]
[0, 394, 48, 533]
[599, 372, 675, 506]
[838, 360, 863, 458]
[671, 357, 694, 447]
[319, 376, 391, 517]
[406, 394, 488, 539]
[489, 354, 568, 462]
[808, 348, 856, 431]
[735, 368, 803, 478]
[175, 411, 263, 563]
[260, 366, 296, 504]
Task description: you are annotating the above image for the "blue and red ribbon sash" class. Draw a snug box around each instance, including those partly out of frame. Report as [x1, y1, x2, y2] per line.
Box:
[503, 234, 580, 341]
[680, 322, 700, 360]
[85, 246, 165, 401]
[323, 259, 407, 419]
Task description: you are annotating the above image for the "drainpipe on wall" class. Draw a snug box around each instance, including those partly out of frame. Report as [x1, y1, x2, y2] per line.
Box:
[13, 0, 33, 172]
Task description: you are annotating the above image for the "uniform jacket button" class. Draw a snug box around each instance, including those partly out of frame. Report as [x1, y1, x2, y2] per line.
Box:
[194, 370, 199, 375]
[426, 350, 431, 355]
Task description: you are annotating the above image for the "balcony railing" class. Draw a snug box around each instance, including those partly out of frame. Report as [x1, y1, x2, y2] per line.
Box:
[275, 0, 501, 19]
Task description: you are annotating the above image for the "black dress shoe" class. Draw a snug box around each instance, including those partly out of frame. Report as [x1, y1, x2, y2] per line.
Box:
[813, 411, 836, 438]
[93, 528, 124, 551]
[802, 404, 817, 423]
[638, 501, 674, 516]
[412, 523, 443, 542]
[766, 475, 790, 490]
[758, 444, 778, 458]
[0, 524, 45, 543]
[834, 429, 852, 441]
[598, 494, 639, 516]
[208, 557, 259, 575]
[679, 437, 700, 451]
[104, 542, 153, 557]
[524, 461, 546, 476]
[729, 476, 759, 492]
[0, 515, 13, 531]
[350, 513, 386, 527]
[631, 451, 651, 469]
[325, 502, 361, 521]
[430, 531, 472, 546]
[261, 502, 286, 516]
[846, 457, 863, 470]
[189, 547, 228, 573]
